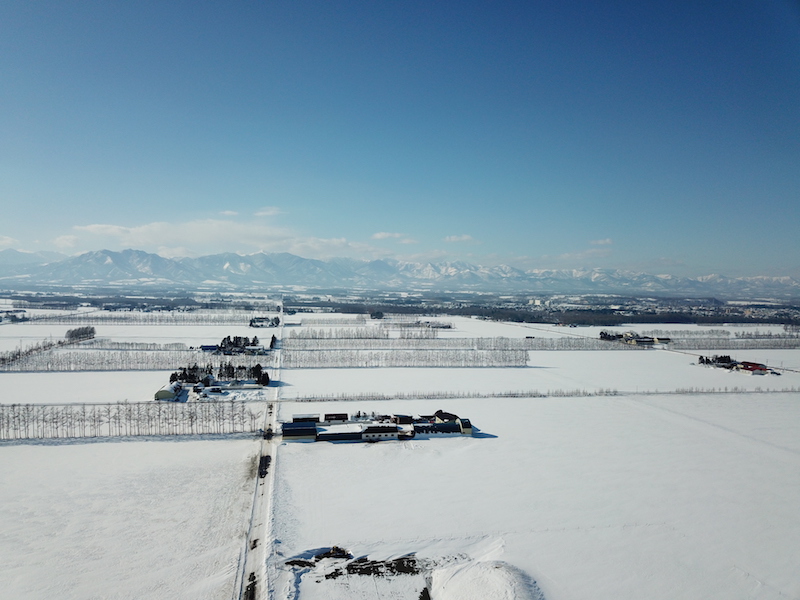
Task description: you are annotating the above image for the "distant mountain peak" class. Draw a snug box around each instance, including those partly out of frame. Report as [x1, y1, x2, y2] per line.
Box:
[0, 248, 798, 298]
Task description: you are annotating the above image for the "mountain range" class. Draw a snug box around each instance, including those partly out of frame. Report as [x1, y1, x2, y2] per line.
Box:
[0, 248, 798, 298]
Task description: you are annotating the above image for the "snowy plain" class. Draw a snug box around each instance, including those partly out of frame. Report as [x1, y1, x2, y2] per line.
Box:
[0, 438, 258, 600]
[280, 348, 800, 400]
[2, 312, 800, 599]
[272, 394, 800, 600]
[0, 322, 266, 351]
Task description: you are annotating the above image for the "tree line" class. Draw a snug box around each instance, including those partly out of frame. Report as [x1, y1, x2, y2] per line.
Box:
[0, 349, 274, 372]
[0, 400, 261, 440]
[281, 349, 529, 368]
[27, 310, 259, 325]
[0, 327, 98, 368]
[65, 326, 96, 342]
[169, 362, 271, 386]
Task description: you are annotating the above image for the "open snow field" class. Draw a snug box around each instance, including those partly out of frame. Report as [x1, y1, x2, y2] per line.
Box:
[0, 437, 258, 600]
[272, 394, 800, 600]
[0, 370, 172, 404]
[0, 322, 265, 351]
[3, 311, 799, 600]
[280, 348, 800, 399]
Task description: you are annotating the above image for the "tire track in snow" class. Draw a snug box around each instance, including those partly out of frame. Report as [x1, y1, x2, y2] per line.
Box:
[619, 396, 800, 461]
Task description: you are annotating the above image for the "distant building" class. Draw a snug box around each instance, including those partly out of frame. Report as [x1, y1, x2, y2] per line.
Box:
[737, 361, 768, 375]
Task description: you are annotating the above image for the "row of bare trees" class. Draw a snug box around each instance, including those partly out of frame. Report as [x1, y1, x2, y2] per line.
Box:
[0, 400, 261, 440]
[296, 317, 367, 325]
[286, 327, 391, 339]
[639, 329, 732, 338]
[0, 349, 276, 372]
[27, 310, 257, 325]
[281, 336, 641, 351]
[668, 338, 800, 350]
[80, 340, 189, 351]
[0, 329, 103, 368]
[281, 349, 529, 368]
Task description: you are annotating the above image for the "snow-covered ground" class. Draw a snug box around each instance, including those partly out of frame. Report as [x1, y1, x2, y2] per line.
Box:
[0, 370, 172, 404]
[0, 437, 258, 600]
[0, 322, 266, 351]
[272, 394, 800, 600]
[280, 348, 800, 400]
[3, 312, 800, 600]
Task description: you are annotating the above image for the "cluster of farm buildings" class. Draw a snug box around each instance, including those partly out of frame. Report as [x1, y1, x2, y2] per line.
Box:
[600, 331, 671, 346]
[281, 410, 473, 442]
[154, 378, 263, 401]
[698, 355, 780, 375]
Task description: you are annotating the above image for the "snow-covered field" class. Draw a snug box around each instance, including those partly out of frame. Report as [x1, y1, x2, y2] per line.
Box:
[280, 348, 800, 399]
[0, 370, 172, 404]
[2, 312, 800, 600]
[0, 437, 258, 600]
[272, 394, 800, 600]
[0, 322, 265, 351]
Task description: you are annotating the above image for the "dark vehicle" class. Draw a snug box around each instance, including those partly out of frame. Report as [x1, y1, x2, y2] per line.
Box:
[258, 455, 272, 478]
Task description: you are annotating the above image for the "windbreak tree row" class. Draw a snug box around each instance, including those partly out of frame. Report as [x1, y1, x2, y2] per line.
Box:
[79, 340, 189, 351]
[27, 310, 258, 325]
[295, 317, 367, 326]
[0, 400, 261, 440]
[281, 336, 637, 351]
[0, 328, 102, 367]
[281, 349, 529, 368]
[285, 326, 440, 339]
[0, 350, 276, 372]
[669, 338, 800, 350]
[286, 327, 391, 339]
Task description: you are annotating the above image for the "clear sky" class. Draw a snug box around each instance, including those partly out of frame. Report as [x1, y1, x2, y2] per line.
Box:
[1, 0, 799, 277]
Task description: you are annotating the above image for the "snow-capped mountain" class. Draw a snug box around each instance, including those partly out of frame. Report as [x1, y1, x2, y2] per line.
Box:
[0, 249, 799, 298]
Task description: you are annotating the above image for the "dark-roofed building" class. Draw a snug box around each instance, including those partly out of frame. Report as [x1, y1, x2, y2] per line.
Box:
[323, 413, 349, 423]
[292, 414, 320, 423]
[281, 422, 317, 441]
[434, 410, 459, 423]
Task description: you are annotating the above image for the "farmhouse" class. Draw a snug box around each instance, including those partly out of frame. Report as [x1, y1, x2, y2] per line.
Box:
[737, 361, 769, 375]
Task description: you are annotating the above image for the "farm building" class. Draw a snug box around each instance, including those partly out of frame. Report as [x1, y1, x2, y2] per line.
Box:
[281, 422, 318, 441]
[281, 410, 473, 443]
[154, 382, 183, 402]
[362, 425, 400, 441]
[737, 361, 769, 375]
[293, 414, 320, 423]
[322, 413, 349, 424]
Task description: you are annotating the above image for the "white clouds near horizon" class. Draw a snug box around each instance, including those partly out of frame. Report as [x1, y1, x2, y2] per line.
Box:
[444, 234, 474, 243]
[254, 206, 283, 217]
[59, 219, 389, 260]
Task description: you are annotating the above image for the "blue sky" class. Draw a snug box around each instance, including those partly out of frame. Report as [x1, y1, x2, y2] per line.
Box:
[1, 0, 798, 277]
